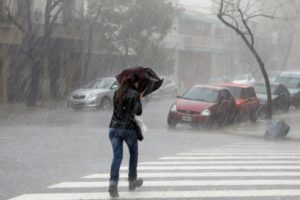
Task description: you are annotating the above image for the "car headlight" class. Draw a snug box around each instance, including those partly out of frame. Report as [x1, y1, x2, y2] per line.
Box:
[170, 103, 177, 112]
[87, 94, 97, 99]
[200, 109, 211, 116]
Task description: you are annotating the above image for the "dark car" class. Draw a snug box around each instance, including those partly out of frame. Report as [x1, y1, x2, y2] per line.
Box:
[275, 71, 300, 109]
[254, 82, 290, 116]
[167, 85, 238, 128]
[217, 83, 260, 122]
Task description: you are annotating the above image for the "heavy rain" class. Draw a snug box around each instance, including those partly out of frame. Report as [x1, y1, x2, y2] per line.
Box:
[1, 0, 300, 199]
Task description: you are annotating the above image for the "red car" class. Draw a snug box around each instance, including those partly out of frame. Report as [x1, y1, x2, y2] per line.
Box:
[217, 83, 260, 122]
[167, 85, 239, 128]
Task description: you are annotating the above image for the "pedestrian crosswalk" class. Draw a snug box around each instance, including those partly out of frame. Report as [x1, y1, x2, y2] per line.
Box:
[9, 142, 300, 200]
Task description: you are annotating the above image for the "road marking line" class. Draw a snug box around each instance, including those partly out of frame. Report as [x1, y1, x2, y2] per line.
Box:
[49, 179, 300, 188]
[160, 156, 300, 160]
[120, 165, 300, 170]
[192, 151, 300, 154]
[82, 171, 300, 179]
[179, 153, 300, 156]
[140, 160, 300, 165]
[9, 189, 300, 200]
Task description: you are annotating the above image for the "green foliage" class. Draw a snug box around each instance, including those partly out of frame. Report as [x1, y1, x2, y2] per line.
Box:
[86, 0, 179, 70]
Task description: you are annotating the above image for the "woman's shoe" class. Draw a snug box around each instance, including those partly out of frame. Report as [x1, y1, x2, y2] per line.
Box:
[108, 185, 119, 198]
[129, 178, 143, 191]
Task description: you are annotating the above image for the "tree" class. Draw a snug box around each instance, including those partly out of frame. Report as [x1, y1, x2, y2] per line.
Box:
[215, 0, 274, 119]
[84, 0, 178, 82]
[6, 0, 64, 105]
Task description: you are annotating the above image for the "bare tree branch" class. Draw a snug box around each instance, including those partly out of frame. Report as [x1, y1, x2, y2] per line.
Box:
[6, 7, 27, 34]
[217, 0, 273, 119]
[238, 8, 254, 45]
[50, 0, 63, 11]
[245, 14, 274, 21]
[50, 4, 63, 26]
[223, 13, 239, 29]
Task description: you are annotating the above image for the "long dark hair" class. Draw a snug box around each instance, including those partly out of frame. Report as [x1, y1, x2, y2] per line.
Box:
[115, 74, 139, 105]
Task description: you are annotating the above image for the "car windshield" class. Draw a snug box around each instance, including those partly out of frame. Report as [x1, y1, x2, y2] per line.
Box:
[84, 78, 115, 89]
[276, 76, 300, 89]
[226, 87, 242, 98]
[182, 87, 218, 102]
[254, 84, 276, 94]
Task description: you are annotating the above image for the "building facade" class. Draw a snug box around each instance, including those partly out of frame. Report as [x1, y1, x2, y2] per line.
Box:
[163, 0, 231, 91]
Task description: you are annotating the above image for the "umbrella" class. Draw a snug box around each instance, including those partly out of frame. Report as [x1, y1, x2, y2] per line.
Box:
[115, 66, 164, 96]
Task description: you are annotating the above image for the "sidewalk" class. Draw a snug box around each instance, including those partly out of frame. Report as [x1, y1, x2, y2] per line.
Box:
[224, 109, 300, 140]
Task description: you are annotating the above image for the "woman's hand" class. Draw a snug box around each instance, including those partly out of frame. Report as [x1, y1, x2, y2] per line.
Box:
[140, 92, 145, 99]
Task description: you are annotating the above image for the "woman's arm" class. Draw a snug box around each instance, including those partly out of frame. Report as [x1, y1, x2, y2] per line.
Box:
[134, 96, 142, 116]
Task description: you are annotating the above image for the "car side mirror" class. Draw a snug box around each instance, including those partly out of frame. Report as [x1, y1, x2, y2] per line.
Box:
[111, 85, 118, 89]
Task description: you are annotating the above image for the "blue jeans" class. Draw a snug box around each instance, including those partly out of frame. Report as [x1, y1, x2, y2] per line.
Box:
[109, 128, 138, 186]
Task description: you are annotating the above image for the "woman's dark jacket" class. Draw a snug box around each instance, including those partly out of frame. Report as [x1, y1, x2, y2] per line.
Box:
[109, 88, 142, 130]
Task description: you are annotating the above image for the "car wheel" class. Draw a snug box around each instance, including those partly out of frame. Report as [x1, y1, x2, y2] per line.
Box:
[249, 111, 257, 122]
[257, 106, 268, 119]
[167, 116, 177, 128]
[100, 97, 112, 111]
[282, 103, 290, 113]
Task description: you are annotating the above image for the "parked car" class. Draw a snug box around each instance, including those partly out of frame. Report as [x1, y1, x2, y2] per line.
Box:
[255, 70, 282, 83]
[268, 71, 282, 82]
[143, 77, 178, 105]
[167, 85, 239, 128]
[149, 77, 178, 99]
[254, 82, 290, 116]
[232, 73, 255, 85]
[217, 83, 260, 122]
[67, 77, 118, 110]
[275, 71, 300, 108]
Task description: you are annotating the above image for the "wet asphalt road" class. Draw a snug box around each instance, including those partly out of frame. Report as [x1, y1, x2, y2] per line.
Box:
[1, 99, 300, 200]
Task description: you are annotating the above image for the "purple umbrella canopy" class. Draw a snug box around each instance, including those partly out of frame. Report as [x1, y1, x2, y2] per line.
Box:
[115, 66, 164, 96]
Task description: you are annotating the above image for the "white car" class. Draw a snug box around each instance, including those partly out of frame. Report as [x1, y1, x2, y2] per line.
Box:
[67, 77, 118, 110]
[233, 73, 255, 85]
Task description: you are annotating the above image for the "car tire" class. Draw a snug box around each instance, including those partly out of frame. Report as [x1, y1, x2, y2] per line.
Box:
[249, 112, 257, 122]
[100, 97, 112, 111]
[257, 106, 267, 118]
[167, 117, 177, 128]
[282, 103, 290, 113]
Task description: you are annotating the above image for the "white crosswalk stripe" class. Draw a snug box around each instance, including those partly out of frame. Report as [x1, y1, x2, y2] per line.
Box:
[8, 142, 300, 200]
[83, 171, 300, 179]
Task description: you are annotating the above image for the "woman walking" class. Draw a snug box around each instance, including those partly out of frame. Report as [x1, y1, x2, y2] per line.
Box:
[108, 74, 143, 198]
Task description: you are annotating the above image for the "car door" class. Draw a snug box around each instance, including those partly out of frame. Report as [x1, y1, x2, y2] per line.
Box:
[215, 89, 232, 123]
[243, 87, 259, 114]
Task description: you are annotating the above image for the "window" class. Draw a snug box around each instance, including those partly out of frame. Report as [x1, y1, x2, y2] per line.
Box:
[62, 0, 75, 24]
[276, 76, 300, 89]
[227, 86, 242, 98]
[241, 87, 256, 99]
[0, 0, 7, 23]
[182, 87, 218, 103]
[84, 78, 115, 89]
